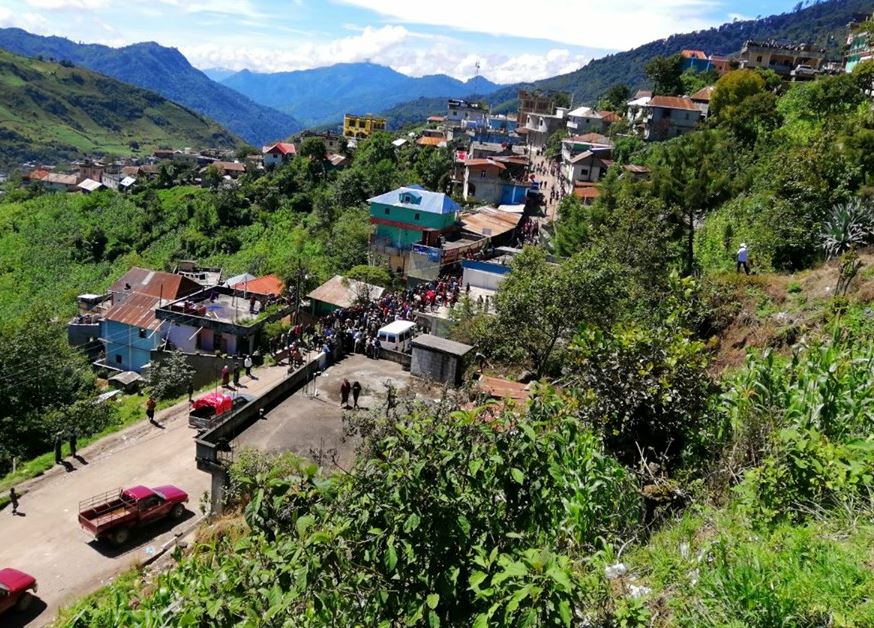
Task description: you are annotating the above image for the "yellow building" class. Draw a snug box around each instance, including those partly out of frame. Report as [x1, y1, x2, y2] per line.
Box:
[343, 114, 386, 138]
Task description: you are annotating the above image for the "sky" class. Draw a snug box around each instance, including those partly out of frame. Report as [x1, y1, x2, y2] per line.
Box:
[0, 0, 800, 83]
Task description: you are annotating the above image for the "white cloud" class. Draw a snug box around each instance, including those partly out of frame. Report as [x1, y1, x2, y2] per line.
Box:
[25, 0, 109, 9]
[178, 21, 589, 82]
[334, 0, 720, 51]
[0, 6, 50, 32]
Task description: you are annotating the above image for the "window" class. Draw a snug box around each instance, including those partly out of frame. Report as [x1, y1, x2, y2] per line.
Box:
[756, 55, 763, 63]
[480, 170, 486, 178]
[115, 354, 122, 364]
[414, 212, 421, 220]
[138, 329, 147, 338]
[580, 168, 589, 176]
[384, 207, 390, 215]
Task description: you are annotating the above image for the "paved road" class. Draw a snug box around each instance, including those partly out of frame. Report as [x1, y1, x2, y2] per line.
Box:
[0, 364, 289, 627]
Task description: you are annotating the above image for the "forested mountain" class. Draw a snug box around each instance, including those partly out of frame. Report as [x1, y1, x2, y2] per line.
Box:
[0, 50, 238, 168]
[221, 62, 502, 127]
[0, 28, 301, 145]
[382, 0, 872, 121]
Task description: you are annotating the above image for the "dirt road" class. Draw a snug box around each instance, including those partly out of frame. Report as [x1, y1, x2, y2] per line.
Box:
[0, 364, 289, 627]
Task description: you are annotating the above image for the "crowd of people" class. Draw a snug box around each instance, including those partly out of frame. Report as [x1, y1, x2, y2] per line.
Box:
[271, 276, 467, 368]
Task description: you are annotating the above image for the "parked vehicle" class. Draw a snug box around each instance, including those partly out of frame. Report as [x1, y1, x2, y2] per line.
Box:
[78, 485, 188, 545]
[0, 568, 37, 615]
[791, 64, 818, 78]
[188, 392, 250, 430]
[377, 320, 417, 353]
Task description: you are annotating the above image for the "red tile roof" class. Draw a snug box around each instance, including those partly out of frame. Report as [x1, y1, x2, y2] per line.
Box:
[600, 111, 622, 123]
[264, 142, 296, 155]
[647, 96, 699, 111]
[109, 267, 202, 300]
[574, 184, 602, 200]
[230, 274, 284, 297]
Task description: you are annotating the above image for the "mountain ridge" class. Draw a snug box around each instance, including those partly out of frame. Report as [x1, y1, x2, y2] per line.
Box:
[221, 61, 503, 127]
[0, 28, 301, 145]
[0, 49, 238, 169]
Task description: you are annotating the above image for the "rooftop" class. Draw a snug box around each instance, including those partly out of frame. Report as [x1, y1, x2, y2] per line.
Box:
[263, 142, 296, 155]
[411, 333, 474, 357]
[103, 293, 162, 330]
[307, 275, 385, 309]
[647, 96, 700, 111]
[228, 274, 284, 297]
[461, 208, 522, 238]
[110, 267, 202, 301]
[369, 185, 460, 216]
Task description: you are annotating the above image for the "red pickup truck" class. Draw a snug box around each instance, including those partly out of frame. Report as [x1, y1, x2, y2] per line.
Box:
[78, 485, 189, 545]
[0, 568, 37, 615]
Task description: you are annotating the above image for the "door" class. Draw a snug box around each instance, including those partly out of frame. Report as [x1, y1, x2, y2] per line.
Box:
[0, 590, 13, 614]
[138, 495, 168, 524]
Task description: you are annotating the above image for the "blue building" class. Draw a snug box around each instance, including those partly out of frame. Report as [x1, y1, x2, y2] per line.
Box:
[99, 268, 201, 373]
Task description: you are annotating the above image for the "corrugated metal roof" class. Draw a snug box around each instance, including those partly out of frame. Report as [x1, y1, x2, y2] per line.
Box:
[77, 178, 103, 192]
[307, 275, 385, 308]
[465, 159, 506, 170]
[648, 96, 699, 111]
[412, 334, 473, 356]
[479, 376, 530, 402]
[109, 267, 202, 300]
[104, 293, 162, 330]
[461, 208, 522, 238]
[368, 185, 460, 215]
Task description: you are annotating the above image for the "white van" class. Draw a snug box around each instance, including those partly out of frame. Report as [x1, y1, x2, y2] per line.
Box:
[377, 320, 417, 353]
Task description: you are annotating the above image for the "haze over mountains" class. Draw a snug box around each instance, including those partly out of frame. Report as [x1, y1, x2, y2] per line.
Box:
[220, 63, 503, 127]
[0, 28, 301, 146]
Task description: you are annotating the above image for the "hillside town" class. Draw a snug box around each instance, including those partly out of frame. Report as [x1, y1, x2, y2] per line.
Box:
[3, 2, 874, 626]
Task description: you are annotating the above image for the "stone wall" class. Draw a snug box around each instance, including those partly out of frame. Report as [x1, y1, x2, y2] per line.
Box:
[411, 347, 458, 385]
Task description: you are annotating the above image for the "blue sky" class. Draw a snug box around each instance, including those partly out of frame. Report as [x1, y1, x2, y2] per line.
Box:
[0, 0, 800, 82]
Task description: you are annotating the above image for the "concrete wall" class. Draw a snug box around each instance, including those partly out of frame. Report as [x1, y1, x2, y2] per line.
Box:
[411, 347, 460, 386]
[102, 320, 159, 372]
[379, 347, 412, 368]
[150, 350, 235, 390]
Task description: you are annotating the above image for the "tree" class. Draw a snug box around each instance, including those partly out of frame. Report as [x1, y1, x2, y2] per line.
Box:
[710, 70, 766, 120]
[597, 84, 630, 112]
[202, 164, 222, 190]
[491, 246, 624, 376]
[545, 129, 567, 160]
[148, 351, 195, 401]
[644, 54, 684, 96]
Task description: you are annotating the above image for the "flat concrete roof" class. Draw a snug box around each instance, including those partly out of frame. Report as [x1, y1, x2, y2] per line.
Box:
[411, 334, 474, 356]
[232, 355, 414, 469]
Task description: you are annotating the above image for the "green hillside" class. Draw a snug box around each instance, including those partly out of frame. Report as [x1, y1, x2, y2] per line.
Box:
[0, 49, 239, 168]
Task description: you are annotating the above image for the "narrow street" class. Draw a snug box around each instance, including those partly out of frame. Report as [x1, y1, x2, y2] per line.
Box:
[0, 364, 290, 627]
[529, 150, 564, 222]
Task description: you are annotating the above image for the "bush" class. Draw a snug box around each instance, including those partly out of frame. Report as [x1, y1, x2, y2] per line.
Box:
[148, 351, 194, 401]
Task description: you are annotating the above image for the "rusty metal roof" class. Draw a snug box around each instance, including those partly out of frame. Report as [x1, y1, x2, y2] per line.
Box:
[103, 293, 162, 330]
[229, 274, 284, 297]
[461, 208, 522, 238]
[479, 376, 530, 402]
[109, 267, 202, 300]
[307, 275, 384, 308]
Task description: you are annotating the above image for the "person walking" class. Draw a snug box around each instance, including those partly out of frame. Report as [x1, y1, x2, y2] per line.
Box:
[146, 396, 157, 425]
[187, 381, 194, 403]
[9, 487, 19, 516]
[340, 378, 351, 408]
[232, 363, 241, 387]
[221, 364, 230, 388]
[69, 431, 77, 457]
[244, 354, 253, 377]
[736, 243, 750, 275]
[352, 381, 362, 409]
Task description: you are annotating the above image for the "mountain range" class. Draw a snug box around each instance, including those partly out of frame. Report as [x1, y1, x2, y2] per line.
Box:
[0, 49, 237, 169]
[382, 0, 871, 126]
[220, 63, 503, 127]
[0, 28, 301, 146]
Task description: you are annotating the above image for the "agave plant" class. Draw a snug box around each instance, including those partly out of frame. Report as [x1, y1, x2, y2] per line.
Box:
[820, 199, 874, 259]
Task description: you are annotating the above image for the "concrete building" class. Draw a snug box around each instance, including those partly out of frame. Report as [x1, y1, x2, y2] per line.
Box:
[368, 185, 461, 275]
[562, 149, 612, 194]
[639, 96, 702, 141]
[446, 99, 489, 128]
[738, 40, 826, 77]
[411, 334, 473, 386]
[343, 114, 386, 138]
[262, 142, 296, 168]
[846, 14, 874, 73]
[524, 107, 568, 148]
[517, 89, 557, 135]
[565, 106, 608, 135]
[462, 157, 530, 205]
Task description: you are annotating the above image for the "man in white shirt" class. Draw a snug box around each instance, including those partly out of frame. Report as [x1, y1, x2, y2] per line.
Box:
[736, 243, 750, 275]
